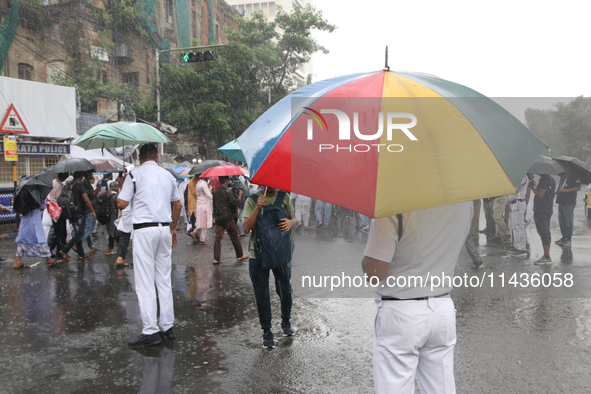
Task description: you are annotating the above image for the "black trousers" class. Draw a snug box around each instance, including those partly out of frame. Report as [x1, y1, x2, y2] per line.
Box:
[49, 215, 68, 253]
[117, 231, 131, 260]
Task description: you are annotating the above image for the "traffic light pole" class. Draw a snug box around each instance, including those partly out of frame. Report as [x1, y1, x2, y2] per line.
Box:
[155, 44, 227, 140]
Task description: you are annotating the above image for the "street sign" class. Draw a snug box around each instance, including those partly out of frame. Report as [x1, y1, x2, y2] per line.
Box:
[3, 135, 17, 161]
[0, 104, 29, 134]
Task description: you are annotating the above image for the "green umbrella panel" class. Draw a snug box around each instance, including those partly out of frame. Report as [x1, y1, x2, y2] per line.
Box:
[74, 122, 171, 150]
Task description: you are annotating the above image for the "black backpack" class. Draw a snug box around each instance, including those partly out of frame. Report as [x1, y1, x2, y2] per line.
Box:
[248, 191, 293, 270]
[96, 194, 112, 225]
[56, 183, 75, 220]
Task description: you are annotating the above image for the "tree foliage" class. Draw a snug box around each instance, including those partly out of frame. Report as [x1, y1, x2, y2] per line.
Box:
[526, 96, 591, 164]
[160, 3, 336, 147]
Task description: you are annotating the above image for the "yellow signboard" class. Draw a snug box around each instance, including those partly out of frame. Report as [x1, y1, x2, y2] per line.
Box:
[4, 135, 18, 161]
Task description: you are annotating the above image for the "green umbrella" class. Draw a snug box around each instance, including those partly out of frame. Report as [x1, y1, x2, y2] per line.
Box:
[74, 122, 171, 150]
[218, 140, 246, 163]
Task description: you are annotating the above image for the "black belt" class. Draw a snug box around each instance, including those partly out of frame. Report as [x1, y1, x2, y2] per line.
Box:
[510, 199, 525, 204]
[381, 293, 449, 301]
[133, 222, 170, 230]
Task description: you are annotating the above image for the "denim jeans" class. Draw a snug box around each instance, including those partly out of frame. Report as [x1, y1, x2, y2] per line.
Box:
[558, 204, 575, 241]
[62, 214, 86, 257]
[83, 212, 95, 248]
[358, 213, 369, 227]
[248, 258, 292, 331]
[315, 201, 332, 225]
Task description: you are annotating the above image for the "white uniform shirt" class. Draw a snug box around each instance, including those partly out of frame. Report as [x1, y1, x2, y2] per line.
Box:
[509, 176, 529, 201]
[364, 202, 472, 299]
[118, 161, 180, 225]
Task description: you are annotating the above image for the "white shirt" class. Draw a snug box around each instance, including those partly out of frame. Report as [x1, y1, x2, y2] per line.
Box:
[118, 161, 180, 224]
[509, 176, 529, 201]
[364, 202, 472, 299]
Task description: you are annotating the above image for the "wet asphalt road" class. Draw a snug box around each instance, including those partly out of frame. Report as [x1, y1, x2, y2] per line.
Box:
[1, 204, 591, 393]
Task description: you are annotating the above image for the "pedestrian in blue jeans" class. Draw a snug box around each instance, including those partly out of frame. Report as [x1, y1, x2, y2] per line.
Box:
[58, 172, 96, 260]
[82, 171, 99, 254]
[244, 187, 295, 348]
[555, 164, 581, 247]
[315, 199, 332, 228]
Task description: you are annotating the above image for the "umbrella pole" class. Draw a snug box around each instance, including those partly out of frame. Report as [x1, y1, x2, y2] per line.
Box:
[12, 162, 19, 225]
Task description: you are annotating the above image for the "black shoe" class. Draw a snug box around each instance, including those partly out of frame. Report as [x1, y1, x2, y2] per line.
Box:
[161, 327, 175, 341]
[128, 332, 161, 347]
[263, 331, 274, 348]
[281, 322, 295, 336]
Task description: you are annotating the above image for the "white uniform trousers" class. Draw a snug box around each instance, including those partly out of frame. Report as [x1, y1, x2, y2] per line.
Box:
[295, 201, 311, 227]
[374, 297, 456, 394]
[133, 225, 174, 335]
[509, 201, 527, 251]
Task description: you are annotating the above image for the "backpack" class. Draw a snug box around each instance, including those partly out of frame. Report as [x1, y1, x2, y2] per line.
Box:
[248, 191, 293, 270]
[56, 183, 75, 220]
[96, 194, 112, 225]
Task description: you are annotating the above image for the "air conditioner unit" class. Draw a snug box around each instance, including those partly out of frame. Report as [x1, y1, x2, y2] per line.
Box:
[115, 44, 133, 60]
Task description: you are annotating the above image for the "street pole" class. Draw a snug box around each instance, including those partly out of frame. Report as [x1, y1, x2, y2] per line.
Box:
[155, 49, 162, 156]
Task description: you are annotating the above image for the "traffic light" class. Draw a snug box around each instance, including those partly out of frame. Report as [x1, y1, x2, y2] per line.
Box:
[182, 50, 215, 63]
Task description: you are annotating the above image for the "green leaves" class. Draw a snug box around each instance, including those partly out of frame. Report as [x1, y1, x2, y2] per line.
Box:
[160, 3, 335, 149]
[526, 97, 591, 164]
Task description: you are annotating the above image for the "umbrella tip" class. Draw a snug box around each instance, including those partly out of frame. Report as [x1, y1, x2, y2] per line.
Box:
[384, 46, 390, 71]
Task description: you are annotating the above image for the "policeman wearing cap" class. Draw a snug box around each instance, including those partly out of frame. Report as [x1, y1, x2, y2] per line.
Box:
[117, 143, 182, 347]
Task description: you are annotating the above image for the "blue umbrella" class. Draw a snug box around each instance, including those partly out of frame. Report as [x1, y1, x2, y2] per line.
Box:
[218, 140, 246, 163]
[171, 165, 191, 174]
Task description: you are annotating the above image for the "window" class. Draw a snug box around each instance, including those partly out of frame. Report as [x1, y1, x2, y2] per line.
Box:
[192, 10, 198, 38]
[46, 61, 64, 84]
[18, 63, 33, 80]
[99, 69, 109, 84]
[122, 72, 139, 86]
[269, 2, 275, 15]
[166, 0, 174, 29]
[246, 4, 252, 16]
[0, 156, 60, 183]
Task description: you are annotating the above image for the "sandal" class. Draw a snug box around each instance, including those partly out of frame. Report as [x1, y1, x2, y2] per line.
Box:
[48, 259, 63, 267]
[236, 255, 248, 261]
[472, 260, 483, 269]
[116, 261, 129, 267]
[199, 242, 211, 245]
[58, 251, 71, 262]
[213, 260, 223, 265]
[13, 264, 31, 269]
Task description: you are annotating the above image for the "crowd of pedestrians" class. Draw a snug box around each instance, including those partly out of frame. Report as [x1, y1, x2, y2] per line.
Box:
[8, 144, 587, 394]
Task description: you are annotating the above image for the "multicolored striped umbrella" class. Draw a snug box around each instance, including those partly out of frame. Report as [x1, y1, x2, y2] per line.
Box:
[237, 70, 547, 218]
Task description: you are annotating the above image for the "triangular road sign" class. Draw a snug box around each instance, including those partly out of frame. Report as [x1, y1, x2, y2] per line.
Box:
[0, 104, 28, 134]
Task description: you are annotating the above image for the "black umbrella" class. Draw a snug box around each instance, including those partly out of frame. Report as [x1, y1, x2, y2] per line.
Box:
[527, 155, 565, 175]
[44, 157, 95, 174]
[14, 172, 56, 215]
[188, 160, 228, 175]
[167, 168, 181, 180]
[552, 156, 591, 184]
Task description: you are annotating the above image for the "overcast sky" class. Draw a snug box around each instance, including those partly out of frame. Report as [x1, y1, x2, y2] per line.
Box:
[311, 0, 590, 99]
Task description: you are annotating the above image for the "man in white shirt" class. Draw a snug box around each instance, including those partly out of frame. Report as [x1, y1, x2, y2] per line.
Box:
[509, 175, 529, 257]
[118, 144, 182, 347]
[361, 202, 472, 394]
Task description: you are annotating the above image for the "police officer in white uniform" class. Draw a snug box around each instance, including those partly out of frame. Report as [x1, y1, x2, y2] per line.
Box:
[362, 202, 472, 394]
[118, 143, 182, 347]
